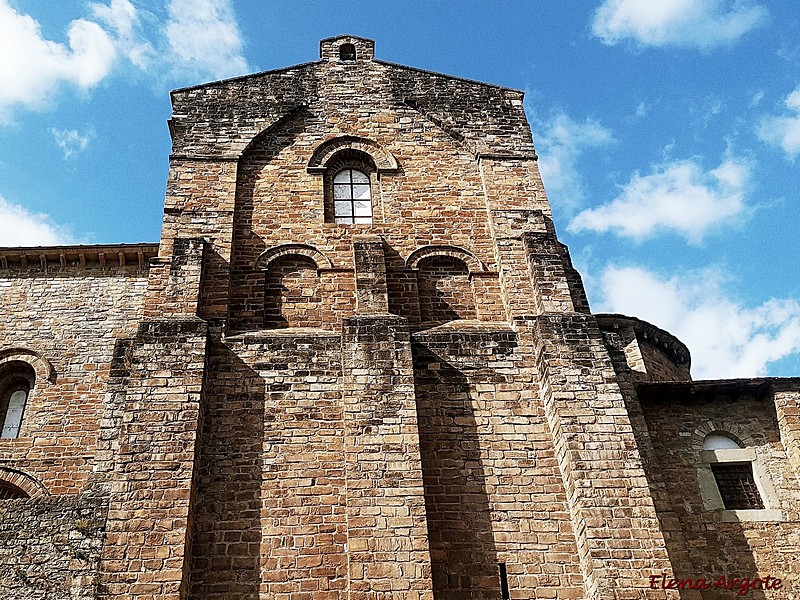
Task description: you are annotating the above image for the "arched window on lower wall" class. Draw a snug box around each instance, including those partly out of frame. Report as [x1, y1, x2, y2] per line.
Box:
[0, 361, 35, 439]
[417, 255, 476, 325]
[697, 431, 781, 519]
[0, 480, 28, 499]
[264, 254, 323, 328]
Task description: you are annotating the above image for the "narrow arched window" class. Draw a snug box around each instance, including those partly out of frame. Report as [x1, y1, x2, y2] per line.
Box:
[2, 389, 28, 438]
[0, 362, 34, 439]
[333, 169, 372, 224]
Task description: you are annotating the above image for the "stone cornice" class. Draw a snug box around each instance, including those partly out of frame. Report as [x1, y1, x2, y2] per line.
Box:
[0, 243, 159, 275]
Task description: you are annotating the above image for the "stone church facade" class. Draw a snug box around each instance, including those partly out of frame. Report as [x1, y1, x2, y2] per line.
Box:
[0, 35, 798, 599]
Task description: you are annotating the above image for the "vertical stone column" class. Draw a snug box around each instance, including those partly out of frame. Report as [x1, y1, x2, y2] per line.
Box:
[774, 388, 800, 473]
[522, 225, 590, 315]
[340, 236, 433, 600]
[478, 156, 549, 320]
[524, 314, 678, 599]
[98, 239, 208, 600]
[353, 235, 389, 314]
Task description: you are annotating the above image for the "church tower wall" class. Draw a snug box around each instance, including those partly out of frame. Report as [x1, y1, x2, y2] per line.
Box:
[1, 35, 798, 600]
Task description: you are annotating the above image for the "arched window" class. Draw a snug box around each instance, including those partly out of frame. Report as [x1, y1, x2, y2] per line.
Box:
[0, 362, 34, 439]
[333, 169, 372, 224]
[339, 43, 356, 62]
[417, 255, 476, 325]
[0, 480, 28, 499]
[700, 432, 767, 511]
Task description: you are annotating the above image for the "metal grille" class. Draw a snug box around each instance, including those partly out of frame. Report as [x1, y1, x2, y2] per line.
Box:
[711, 463, 764, 510]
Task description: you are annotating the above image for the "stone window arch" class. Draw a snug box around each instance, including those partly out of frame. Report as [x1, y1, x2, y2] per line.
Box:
[694, 425, 781, 519]
[0, 467, 48, 498]
[0, 349, 53, 440]
[0, 480, 28, 499]
[307, 136, 399, 225]
[257, 245, 332, 329]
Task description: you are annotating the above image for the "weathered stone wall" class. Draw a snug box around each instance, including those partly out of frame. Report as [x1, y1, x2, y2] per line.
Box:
[0, 248, 154, 493]
[4, 34, 797, 600]
[641, 388, 800, 596]
[0, 496, 107, 599]
[189, 331, 348, 599]
[412, 324, 585, 599]
[225, 80, 504, 334]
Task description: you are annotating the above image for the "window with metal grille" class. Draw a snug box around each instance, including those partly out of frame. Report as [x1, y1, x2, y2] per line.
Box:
[711, 463, 764, 510]
[333, 169, 372, 224]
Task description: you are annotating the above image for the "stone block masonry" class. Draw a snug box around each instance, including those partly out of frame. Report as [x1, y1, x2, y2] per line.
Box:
[1, 35, 798, 600]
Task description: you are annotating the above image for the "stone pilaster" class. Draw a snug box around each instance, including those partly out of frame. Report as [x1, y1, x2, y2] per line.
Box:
[98, 238, 209, 600]
[352, 234, 389, 315]
[340, 237, 433, 600]
[523, 314, 678, 599]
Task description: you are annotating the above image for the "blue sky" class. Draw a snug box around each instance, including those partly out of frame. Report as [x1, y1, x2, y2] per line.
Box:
[1, 0, 799, 379]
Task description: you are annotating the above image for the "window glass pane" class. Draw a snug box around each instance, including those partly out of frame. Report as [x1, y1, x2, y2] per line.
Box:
[333, 170, 351, 183]
[704, 434, 742, 450]
[334, 185, 351, 199]
[353, 201, 372, 216]
[354, 216, 373, 224]
[334, 217, 353, 224]
[2, 390, 27, 438]
[352, 185, 370, 200]
[334, 201, 353, 216]
[351, 170, 369, 184]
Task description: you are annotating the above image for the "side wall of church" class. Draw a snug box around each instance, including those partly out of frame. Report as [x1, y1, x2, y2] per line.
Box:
[641, 393, 800, 593]
[0, 249, 155, 600]
[0, 258, 151, 493]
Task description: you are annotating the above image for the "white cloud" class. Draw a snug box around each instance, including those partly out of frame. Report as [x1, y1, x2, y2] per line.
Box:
[597, 265, 800, 379]
[0, 1, 250, 122]
[0, 196, 75, 246]
[592, 0, 768, 49]
[0, 1, 116, 120]
[535, 113, 614, 209]
[90, 0, 154, 69]
[757, 87, 800, 160]
[569, 157, 749, 243]
[164, 0, 249, 81]
[50, 128, 92, 159]
[749, 90, 765, 108]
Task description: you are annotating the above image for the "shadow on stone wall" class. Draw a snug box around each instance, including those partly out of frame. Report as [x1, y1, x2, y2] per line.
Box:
[189, 342, 265, 600]
[631, 388, 773, 600]
[229, 109, 310, 333]
[413, 344, 503, 600]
